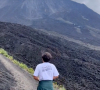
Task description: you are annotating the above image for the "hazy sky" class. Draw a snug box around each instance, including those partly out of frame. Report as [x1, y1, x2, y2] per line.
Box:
[72, 0, 100, 14]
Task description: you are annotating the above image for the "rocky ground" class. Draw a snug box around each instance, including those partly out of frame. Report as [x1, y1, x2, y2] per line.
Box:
[0, 22, 100, 90]
[0, 54, 38, 90]
[0, 60, 15, 90]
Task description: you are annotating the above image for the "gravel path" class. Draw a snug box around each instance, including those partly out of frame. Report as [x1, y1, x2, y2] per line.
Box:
[0, 54, 38, 90]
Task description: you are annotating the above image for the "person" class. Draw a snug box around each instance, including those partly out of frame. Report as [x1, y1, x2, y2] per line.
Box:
[33, 52, 59, 90]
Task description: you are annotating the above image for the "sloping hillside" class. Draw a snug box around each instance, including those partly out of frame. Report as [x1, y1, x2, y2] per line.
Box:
[0, 59, 15, 90]
[0, 0, 100, 45]
[0, 54, 38, 90]
[0, 22, 100, 90]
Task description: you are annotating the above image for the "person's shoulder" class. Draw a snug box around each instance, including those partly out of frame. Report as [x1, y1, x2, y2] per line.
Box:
[36, 63, 43, 67]
[49, 63, 56, 67]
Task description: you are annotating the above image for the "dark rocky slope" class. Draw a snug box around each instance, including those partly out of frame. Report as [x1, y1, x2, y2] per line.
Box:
[0, 54, 38, 90]
[1, 0, 100, 45]
[0, 0, 100, 45]
[0, 60, 15, 90]
[0, 22, 100, 90]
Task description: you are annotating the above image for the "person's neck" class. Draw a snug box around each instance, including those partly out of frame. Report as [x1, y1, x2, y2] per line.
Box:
[43, 62, 49, 63]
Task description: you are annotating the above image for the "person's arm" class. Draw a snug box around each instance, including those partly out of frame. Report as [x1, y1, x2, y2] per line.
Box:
[53, 76, 59, 80]
[33, 65, 39, 81]
[53, 65, 59, 80]
[33, 76, 39, 81]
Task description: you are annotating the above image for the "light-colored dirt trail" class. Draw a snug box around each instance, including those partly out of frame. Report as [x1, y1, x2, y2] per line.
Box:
[0, 54, 38, 90]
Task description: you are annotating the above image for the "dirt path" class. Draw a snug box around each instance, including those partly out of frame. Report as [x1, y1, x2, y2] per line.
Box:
[0, 54, 38, 90]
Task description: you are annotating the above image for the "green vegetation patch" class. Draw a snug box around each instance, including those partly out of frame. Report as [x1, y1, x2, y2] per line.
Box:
[0, 48, 34, 74]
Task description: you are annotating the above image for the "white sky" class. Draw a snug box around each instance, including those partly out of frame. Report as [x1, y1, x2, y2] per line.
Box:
[72, 0, 100, 14]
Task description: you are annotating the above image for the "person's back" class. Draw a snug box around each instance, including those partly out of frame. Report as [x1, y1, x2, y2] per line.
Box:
[33, 52, 59, 90]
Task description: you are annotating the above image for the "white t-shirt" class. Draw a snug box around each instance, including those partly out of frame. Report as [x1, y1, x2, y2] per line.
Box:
[33, 62, 59, 81]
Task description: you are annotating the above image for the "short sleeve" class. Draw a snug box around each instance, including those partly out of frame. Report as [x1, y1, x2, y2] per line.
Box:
[33, 65, 39, 76]
[53, 65, 59, 76]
